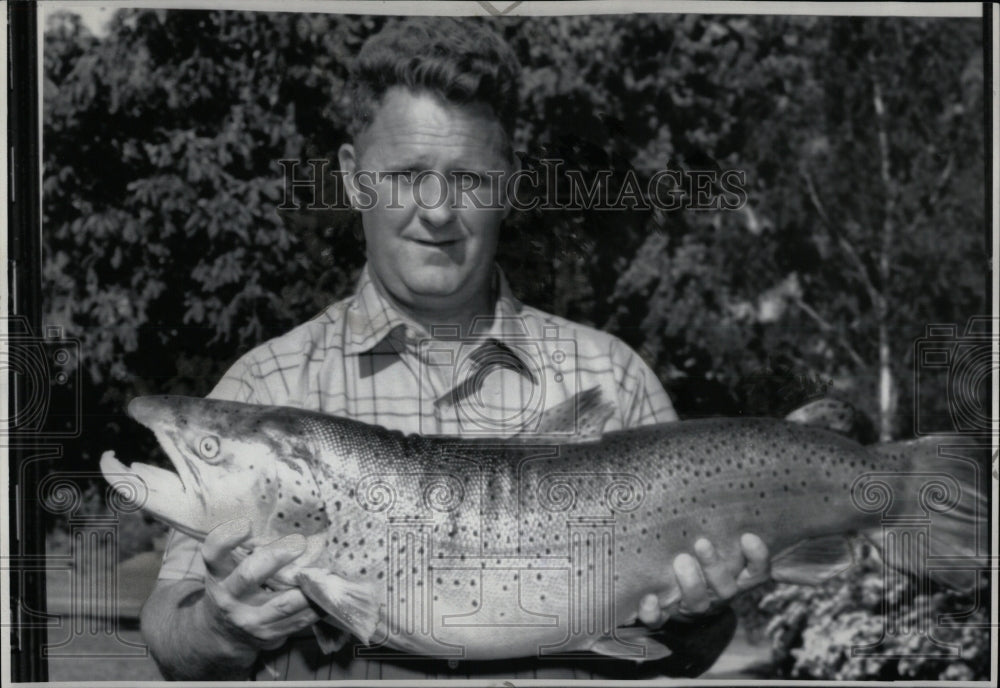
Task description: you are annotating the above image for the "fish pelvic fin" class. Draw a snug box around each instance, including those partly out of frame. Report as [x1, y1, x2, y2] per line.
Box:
[589, 626, 672, 663]
[863, 436, 989, 591]
[532, 386, 615, 439]
[311, 621, 350, 654]
[294, 568, 379, 647]
[592, 609, 738, 676]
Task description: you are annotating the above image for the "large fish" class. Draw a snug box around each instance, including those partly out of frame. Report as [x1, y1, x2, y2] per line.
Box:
[101, 389, 988, 661]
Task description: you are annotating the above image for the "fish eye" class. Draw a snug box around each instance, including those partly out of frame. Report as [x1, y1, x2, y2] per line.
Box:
[199, 435, 220, 460]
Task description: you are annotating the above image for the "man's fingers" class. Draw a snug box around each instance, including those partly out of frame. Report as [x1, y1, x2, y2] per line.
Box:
[225, 534, 307, 597]
[202, 519, 253, 578]
[673, 552, 711, 614]
[736, 533, 770, 588]
[694, 538, 739, 601]
[206, 582, 318, 651]
[255, 589, 319, 626]
[637, 593, 663, 627]
[264, 607, 323, 638]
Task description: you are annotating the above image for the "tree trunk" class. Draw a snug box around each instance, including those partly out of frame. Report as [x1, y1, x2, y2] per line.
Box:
[877, 319, 896, 442]
[873, 80, 897, 441]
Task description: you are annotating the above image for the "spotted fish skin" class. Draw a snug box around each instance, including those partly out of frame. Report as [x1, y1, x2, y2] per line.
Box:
[103, 394, 988, 661]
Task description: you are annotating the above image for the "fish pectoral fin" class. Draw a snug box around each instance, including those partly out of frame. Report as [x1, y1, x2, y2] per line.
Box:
[294, 568, 379, 648]
[311, 621, 350, 654]
[771, 535, 856, 585]
[589, 627, 672, 663]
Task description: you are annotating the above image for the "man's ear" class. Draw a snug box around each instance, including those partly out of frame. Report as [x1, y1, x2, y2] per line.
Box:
[338, 143, 359, 208]
[501, 152, 522, 221]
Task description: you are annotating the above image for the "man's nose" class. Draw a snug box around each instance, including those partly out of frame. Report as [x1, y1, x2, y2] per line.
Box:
[414, 172, 457, 227]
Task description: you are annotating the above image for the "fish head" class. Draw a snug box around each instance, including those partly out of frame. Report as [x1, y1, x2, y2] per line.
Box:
[102, 395, 324, 543]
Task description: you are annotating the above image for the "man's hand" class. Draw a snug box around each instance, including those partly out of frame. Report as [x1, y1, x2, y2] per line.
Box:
[635, 533, 770, 627]
[199, 519, 321, 651]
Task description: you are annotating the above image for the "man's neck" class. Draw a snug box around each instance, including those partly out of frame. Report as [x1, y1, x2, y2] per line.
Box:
[368, 269, 497, 338]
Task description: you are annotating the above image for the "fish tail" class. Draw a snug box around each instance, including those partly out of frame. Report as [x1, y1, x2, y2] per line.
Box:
[864, 436, 989, 591]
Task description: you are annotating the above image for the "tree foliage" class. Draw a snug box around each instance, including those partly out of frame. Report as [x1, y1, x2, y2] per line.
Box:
[760, 551, 990, 680]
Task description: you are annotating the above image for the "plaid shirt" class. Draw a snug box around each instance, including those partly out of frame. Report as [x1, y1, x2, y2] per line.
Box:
[157, 263, 677, 680]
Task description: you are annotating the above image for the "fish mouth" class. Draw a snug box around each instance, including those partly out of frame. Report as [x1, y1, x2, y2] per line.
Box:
[125, 397, 207, 501]
[100, 450, 208, 539]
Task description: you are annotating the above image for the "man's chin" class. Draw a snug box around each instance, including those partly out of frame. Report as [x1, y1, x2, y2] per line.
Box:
[403, 280, 466, 301]
[397, 265, 471, 293]
[398, 274, 485, 309]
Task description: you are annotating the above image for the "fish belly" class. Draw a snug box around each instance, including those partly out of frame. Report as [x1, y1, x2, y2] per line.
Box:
[369, 546, 676, 660]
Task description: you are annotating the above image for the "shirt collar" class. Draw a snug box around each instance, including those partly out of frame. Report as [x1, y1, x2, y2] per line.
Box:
[343, 263, 526, 356]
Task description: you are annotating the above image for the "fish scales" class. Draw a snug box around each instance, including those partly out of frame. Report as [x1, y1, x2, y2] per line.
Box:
[298, 415, 890, 653]
[101, 394, 988, 661]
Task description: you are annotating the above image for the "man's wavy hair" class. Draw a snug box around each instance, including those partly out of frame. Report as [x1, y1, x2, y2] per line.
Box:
[349, 17, 521, 152]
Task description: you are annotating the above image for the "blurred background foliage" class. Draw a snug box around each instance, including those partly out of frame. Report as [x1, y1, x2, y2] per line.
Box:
[759, 554, 990, 680]
[40, 10, 987, 679]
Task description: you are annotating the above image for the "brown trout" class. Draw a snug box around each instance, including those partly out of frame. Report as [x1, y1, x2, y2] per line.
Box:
[101, 389, 988, 661]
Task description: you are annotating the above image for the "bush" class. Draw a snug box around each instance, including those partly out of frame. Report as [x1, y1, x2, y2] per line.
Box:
[760, 547, 990, 680]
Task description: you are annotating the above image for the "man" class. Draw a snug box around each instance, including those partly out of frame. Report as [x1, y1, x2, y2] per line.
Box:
[140, 17, 770, 680]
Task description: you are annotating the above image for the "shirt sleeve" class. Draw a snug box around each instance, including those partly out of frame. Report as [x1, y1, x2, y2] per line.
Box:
[609, 336, 678, 428]
[156, 356, 259, 582]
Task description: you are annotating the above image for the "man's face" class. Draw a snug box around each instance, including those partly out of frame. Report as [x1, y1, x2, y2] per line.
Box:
[339, 87, 515, 316]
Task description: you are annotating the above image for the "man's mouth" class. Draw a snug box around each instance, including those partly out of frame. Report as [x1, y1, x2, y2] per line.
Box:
[410, 237, 462, 248]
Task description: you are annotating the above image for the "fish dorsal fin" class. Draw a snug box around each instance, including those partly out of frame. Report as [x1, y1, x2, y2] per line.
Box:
[784, 397, 876, 444]
[771, 535, 857, 585]
[531, 386, 615, 439]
